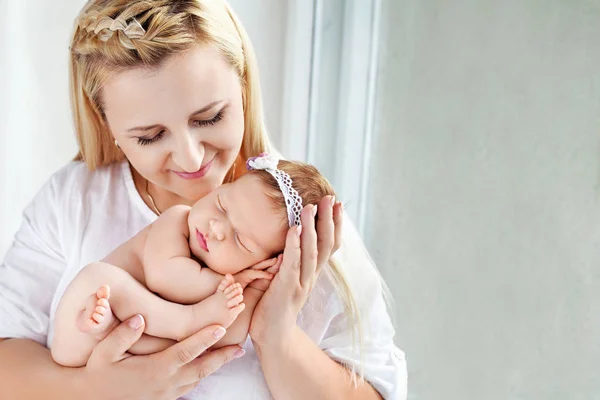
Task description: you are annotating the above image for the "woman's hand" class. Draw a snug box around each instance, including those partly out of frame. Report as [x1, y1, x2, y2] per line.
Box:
[249, 196, 344, 346]
[83, 315, 244, 400]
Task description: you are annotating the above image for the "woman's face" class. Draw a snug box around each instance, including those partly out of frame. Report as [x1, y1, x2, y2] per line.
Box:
[102, 44, 245, 203]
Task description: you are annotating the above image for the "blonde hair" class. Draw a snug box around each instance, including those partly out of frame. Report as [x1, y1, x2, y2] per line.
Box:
[69, 0, 270, 172]
[252, 160, 366, 381]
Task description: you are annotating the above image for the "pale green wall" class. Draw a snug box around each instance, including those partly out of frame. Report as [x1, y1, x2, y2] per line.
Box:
[366, 1, 600, 398]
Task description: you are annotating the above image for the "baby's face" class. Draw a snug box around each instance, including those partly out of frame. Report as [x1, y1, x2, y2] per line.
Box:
[187, 174, 288, 275]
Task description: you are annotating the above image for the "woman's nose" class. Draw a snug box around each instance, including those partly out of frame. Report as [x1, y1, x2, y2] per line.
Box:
[172, 131, 204, 173]
[209, 219, 225, 241]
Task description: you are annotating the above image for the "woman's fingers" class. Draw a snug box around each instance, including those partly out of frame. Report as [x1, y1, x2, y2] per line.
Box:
[277, 225, 303, 286]
[89, 314, 145, 365]
[299, 204, 319, 288]
[179, 344, 245, 387]
[315, 196, 336, 270]
[332, 202, 344, 254]
[162, 325, 227, 369]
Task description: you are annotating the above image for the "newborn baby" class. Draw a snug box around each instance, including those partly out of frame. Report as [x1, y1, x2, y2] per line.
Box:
[51, 154, 335, 367]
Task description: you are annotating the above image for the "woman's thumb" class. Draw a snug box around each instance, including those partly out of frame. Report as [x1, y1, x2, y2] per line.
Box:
[90, 314, 145, 364]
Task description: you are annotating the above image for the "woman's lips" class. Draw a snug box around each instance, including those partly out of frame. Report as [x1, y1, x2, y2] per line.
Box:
[173, 157, 214, 180]
[196, 229, 209, 252]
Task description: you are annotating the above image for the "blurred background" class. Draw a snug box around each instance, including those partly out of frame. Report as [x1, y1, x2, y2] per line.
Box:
[2, 0, 600, 399]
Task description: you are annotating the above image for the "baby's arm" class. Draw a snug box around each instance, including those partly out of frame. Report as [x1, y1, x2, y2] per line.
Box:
[143, 205, 224, 304]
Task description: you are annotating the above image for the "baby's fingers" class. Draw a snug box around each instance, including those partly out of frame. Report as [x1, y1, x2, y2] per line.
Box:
[244, 270, 274, 281]
[251, 257, 278, 270]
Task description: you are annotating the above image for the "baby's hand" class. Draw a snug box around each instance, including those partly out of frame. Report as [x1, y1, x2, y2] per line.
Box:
[233, 257, 280, 289]
[247, 254, 283, 293]
[234, 268, 273, 289]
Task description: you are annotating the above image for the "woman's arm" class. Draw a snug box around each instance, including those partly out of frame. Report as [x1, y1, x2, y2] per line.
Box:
[254, 327, 382, 400]
[0, 338, 87, 400]
[0, 320, 244, 400]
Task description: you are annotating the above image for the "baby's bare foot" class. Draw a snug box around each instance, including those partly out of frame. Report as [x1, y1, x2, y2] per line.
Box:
[186, 275, 246, 338]
[217, 274, 245, 312]
[77, 285, 118, 340]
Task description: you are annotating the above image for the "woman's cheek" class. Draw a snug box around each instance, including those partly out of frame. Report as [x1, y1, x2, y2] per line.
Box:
[216, 124, 243, 150]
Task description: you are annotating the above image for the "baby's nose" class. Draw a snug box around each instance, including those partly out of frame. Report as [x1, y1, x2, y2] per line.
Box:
[209, 219, 225, 241]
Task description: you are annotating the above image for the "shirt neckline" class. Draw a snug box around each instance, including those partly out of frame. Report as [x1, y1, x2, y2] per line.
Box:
[120, 160, 159, 223]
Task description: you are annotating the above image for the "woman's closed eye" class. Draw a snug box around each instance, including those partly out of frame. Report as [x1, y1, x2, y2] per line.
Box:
[136, 110, 225, 146]
[137, 130, 165, 146]
[193, 109, 224, 127]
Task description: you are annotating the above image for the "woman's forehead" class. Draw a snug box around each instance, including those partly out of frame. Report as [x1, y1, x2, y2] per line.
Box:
[103, 44, 239, 126]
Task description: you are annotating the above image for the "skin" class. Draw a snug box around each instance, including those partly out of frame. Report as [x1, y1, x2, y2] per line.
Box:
[0, 43, 380, 399]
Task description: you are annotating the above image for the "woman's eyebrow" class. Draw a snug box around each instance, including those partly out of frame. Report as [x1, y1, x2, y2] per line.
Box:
[128, 123, 161, 133]
[190, 100, 224, 116]
[127, 100, 224, 132]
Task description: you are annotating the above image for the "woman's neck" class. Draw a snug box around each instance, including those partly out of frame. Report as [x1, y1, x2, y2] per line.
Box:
[130, 167, 194, 215]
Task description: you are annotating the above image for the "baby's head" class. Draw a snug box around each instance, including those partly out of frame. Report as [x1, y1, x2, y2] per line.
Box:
[187, 156, 336, 275]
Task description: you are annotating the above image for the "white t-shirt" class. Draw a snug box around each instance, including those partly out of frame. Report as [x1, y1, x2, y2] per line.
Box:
[0, 160, 407, 399]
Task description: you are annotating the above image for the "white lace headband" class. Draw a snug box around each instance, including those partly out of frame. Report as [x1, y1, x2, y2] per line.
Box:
[246, 153, 303, 227]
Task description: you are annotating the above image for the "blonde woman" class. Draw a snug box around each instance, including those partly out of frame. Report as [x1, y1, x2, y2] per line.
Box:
[0, 1, 407, 399]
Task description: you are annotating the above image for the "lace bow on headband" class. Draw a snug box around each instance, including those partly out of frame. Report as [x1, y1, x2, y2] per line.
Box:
[246, 153, 303, 227]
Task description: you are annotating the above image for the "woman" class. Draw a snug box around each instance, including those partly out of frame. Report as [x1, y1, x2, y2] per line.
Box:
[0, 0, 407, 399]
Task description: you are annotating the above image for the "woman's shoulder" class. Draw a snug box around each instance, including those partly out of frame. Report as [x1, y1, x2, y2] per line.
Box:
[48, 160, 127, 193]
[37, 160, 133, 223]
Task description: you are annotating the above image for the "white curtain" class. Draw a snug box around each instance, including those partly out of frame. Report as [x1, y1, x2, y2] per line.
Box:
[0, 1, 83, 256]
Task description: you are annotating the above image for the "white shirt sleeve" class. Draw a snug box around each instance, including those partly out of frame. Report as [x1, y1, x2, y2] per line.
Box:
[316, 273, 407, 400]
[0, 176, 66, 345]
[315, 216, 408, 400]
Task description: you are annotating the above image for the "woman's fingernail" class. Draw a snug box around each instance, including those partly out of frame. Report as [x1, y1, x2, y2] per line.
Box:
[312, 205, 318, 217]
[213, 327, 226, 339]
[128, 314, 144, 330]
[234, 349, 246, 359]
[296, 225, 303, 237]
[330, 196, 336, 207]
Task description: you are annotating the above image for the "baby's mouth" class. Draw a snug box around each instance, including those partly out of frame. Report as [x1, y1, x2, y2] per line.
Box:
[196, 229, 209, 252]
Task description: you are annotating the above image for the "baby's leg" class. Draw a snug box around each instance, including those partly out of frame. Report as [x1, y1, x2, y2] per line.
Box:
[117, 276, 246, 356]
[52, 264, 126, 367]
[52, 262, 246, 367]
[79, 263, 245, 341]
[78, 285, 179, 355]
[68, 283, 178, 358]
